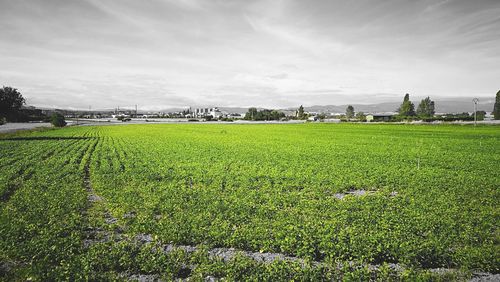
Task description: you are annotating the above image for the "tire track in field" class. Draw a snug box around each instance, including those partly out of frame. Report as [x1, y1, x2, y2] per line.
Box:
[76, 133, 494, 281]
[81, 137, 121, 248]
[74, 139, 447, 279]
[83, 139, 98, 197]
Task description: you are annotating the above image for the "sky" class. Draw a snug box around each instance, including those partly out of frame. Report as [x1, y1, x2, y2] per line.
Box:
[0, 0, 499, 110]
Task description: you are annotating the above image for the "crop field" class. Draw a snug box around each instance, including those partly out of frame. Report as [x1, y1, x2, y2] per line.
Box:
[0, 123, 499, 281]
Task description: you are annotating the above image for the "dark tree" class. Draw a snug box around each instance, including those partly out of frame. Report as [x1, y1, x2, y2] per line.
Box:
[0, 86, 26, 121]
[51, 113, 67, 127]
[398, 93, 415, 116]
[346, 105, 355, 119]
[244, 107, 258, 120]
[270, 110, 285, 120]
[244, 108, 285, 121]
[297, 105, 305, 119]
[316, 113, 327, 120]
[494, 90, 500, 120]
[416, 96, 435, 117]
[473, 111, 486, 121]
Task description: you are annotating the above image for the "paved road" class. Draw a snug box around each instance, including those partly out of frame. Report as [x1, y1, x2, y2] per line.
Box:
[0, 122, 52, 134]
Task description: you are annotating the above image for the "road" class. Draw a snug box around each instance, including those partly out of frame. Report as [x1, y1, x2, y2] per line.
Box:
[0, 122, 52, 133]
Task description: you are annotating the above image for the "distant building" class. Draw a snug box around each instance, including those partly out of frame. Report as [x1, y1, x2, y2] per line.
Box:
[366, 114, 394, 122]
[191, 107, 223, 118]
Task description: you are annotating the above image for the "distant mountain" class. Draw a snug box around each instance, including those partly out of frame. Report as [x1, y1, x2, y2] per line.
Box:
[304, 98, 495, 114]
[31, 97, 495, 115]
[219, 107, 256, 114]
[302, 102, 400, 114]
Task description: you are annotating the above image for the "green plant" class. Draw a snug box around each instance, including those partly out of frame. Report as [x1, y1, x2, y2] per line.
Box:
[1, 123, 498, 279]
[50, 113, 66, 127]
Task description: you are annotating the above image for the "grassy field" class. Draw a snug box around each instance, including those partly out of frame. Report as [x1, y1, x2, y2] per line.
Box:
[1, 123, 499, 281]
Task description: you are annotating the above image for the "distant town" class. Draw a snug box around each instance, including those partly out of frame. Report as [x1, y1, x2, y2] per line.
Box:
[15, 98, 499, 123]
[1, 87, 500, 127]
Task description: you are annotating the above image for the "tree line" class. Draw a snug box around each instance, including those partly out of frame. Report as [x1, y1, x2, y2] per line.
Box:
[243, 91, 500, 122]
[2, 86, 500, 124]
[243, 107, 286, 121]
[342, 91, 500, 121]
[0, 86, 66, 127]
[397, 93, 435, 118]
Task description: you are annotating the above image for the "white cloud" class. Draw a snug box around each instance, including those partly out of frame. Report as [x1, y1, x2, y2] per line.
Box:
[0, 0, 499, 110]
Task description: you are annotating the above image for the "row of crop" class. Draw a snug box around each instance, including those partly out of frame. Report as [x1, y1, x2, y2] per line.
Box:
[84, 124, 499, 273]
[0, 128, 99, 280]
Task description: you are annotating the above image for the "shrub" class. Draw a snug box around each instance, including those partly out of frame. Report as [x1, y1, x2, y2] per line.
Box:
[50, 113, 66, 127]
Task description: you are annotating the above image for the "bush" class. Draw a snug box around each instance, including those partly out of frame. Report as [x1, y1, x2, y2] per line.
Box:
[51, 113, 66, 127]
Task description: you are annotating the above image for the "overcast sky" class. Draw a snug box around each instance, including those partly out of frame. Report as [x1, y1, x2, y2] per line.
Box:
[1, 0, 499, 110]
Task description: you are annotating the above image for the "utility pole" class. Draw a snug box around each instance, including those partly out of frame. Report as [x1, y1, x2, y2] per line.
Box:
[135, 104, 138, 118]
[472, 98, 479, 126]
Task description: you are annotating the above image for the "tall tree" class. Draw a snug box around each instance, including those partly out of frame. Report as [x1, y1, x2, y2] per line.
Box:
[297, 105, 305, 119]
[346, 105, 355, 119]
[0, 86, 26, 121]
[416, 96, 435, 117]
[398, 93, 415, 116]
[494, 90, 500, 120]
[403, 93, 410, 102]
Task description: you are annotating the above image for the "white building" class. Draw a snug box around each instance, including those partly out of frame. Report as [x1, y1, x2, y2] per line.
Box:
[191, 107, 223, 118]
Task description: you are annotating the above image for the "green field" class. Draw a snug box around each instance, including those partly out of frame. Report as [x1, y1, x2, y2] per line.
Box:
[1, 123, 499, 281]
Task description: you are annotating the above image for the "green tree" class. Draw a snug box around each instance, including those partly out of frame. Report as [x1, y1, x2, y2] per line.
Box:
[244, 108, 285, 121]
[0, 86, 26, 121]
[416, 96, 435, 117]
[398, 93, 415, 116]
[356, 111, 366, 122]
[493, 90, 500, 120]
[51, 113, 66, 127]
[473, 111, 486, 121]
[270, 110, 285, 120]
[346, 105, 355, 119]
[244, 107, 258, 120]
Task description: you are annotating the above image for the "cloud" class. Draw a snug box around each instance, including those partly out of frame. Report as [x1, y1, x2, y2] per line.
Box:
[268, 73, 288, 80]
[424, 0, 454, 12]
[0, 0, 499, 110]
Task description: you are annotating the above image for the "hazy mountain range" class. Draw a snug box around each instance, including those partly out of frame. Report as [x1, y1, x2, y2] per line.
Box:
[218, 98, 495, 114]
[35, 97, 495, 115]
